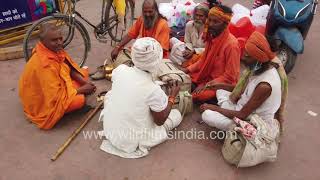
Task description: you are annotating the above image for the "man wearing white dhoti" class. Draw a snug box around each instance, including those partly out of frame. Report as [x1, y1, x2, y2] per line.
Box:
[99, 37, 182, 158]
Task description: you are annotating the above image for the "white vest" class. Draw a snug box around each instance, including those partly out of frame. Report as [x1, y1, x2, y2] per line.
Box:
[236, 67, 281, 128]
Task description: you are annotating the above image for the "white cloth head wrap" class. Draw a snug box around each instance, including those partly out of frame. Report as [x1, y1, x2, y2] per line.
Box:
[131, 37, 163, 75]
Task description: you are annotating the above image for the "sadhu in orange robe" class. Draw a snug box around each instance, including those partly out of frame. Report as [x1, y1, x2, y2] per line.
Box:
[128, 16, 170, 58]
[187, 29, 241, 102]
[19, 42, 88, 130]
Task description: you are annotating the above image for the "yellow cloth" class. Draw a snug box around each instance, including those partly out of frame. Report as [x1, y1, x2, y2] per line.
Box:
[19, 42, 85, 129]
[113, 0, 126, 17]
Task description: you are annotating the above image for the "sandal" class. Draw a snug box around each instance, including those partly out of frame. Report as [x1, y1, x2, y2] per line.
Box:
[90, 66, 106, 80]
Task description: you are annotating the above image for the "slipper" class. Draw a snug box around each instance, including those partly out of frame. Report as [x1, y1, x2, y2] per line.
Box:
[89, 65, 104, 76]
[90, 67, 106, 81]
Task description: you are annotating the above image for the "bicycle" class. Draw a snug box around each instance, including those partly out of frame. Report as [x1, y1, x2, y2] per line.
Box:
[23, 0, 135, 67]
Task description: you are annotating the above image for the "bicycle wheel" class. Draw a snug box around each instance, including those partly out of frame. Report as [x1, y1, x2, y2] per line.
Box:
[105, 0, 135, 42]
[23, 14, 90, 67]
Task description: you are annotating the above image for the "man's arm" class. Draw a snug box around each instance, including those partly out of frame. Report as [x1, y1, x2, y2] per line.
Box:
[151, 101, 175, 126]
[201, 83, 272, 120]
[150, 82, 180, 126]
[70, 69, 87, 86]
[115, 34, 133, 49]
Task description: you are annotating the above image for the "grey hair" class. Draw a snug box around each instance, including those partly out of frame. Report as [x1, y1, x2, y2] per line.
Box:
[39, 23, 60, 40]
[142, 0, 167, 20]
[194, 4, 209, 17]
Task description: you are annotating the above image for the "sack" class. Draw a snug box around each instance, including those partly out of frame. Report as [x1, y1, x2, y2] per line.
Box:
[177, 91, 193, 116]
[222, 115, 279, 167]
[157, 59, 193, 115]
[158, 59, 191, 92]
[221, 129, 246, 166]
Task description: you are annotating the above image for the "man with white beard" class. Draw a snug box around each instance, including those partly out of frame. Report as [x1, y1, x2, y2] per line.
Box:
[170, 3, 209, 68]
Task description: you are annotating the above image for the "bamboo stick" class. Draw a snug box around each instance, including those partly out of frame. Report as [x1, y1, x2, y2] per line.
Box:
[51, 101, 104, 161]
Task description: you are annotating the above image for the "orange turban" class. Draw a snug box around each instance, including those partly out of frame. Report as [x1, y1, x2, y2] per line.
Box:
[208, 6, 232, 23]
[245, 31, 276, 63]
[202, 6, 232, 41]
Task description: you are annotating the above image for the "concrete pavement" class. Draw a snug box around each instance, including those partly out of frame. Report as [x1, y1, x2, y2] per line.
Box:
[0, 0, 319, 179]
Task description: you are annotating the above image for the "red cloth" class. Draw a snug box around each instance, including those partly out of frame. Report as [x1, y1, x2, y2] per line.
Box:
[187, 29, 241, 101]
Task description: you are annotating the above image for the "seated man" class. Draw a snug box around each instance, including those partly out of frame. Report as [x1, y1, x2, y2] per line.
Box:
[182, 5, 241, 103]
[19, 24, 96, 130]
[200, 31, 286, 133]
[170, 3, 209, 67]
[91, 0, 170, 80]
[99, 37, 182, 158]
[200, 31, 287, 166]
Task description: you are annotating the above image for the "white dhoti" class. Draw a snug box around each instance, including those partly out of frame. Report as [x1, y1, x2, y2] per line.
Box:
[99, 109, 182, 159]
[201, 90, 236, 130]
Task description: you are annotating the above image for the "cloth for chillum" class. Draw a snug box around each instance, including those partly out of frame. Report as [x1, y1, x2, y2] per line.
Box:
[131, 37, 163, 78]
[19, 42, 85, 129]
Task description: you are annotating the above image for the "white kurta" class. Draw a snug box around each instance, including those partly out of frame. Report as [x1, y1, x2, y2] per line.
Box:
[169, 21, 205, 65]
[99, 65, 182, 158]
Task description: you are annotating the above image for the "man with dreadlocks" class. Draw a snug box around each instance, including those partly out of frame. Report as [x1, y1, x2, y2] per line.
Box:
[182, 5, 241, 103]
[91, 0, 171, 80]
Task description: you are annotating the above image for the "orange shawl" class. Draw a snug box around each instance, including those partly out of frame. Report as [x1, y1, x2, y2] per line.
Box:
[19, 42, 84, 129]
[188, 29, 240, 85]
[128, 16, 170, 58]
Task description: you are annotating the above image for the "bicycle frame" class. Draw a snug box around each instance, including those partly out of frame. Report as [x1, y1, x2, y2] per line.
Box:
[61, 0, 120, 45]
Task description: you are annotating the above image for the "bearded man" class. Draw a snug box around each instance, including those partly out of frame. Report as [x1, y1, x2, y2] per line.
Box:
[91, 0, 170, 80]
[170, 3, 209, 67]
[182, 5, 241, 103]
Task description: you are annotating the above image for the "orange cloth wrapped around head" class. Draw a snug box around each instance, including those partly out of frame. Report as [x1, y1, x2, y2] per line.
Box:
[245, 31, 276, 63]
[209, 6, 232, 23]
[203, 6, 232, 41]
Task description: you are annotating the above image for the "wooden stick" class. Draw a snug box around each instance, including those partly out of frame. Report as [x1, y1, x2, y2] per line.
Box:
[51, 101, 104, 161]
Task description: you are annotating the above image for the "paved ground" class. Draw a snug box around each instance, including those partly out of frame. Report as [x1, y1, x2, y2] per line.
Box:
[1, 0, 320, 180]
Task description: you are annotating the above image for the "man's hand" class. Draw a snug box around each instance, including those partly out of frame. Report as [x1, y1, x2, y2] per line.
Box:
[200, 103, 220, 113]
[167, 80, 181, 97]
[77, 83, 96, 95]
[204, 81, 224, 90]
[182, 49, 194, 59]
[193, 84, 205, 95]
[180, 67, 190, 74]
[111, 47, 121, 60]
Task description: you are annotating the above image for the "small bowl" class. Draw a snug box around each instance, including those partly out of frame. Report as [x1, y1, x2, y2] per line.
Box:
[104, 64, 114, 74]
[105, 73, 112, 81]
